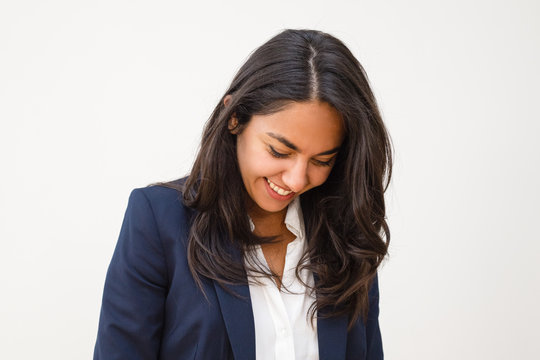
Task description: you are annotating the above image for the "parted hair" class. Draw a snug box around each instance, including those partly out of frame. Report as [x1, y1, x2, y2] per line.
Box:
[179, 29, 392, 327]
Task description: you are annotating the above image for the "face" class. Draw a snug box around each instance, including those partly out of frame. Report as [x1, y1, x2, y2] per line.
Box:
[233, 100, 345, 216]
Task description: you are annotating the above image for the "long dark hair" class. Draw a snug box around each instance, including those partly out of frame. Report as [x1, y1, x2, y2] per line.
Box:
[180, 29, 392, 327]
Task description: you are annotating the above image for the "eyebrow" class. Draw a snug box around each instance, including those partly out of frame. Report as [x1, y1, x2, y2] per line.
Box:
[266, 132, 340, 156]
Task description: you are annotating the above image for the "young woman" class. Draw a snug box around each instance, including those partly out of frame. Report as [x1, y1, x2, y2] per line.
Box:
[94, 29, 392, 360]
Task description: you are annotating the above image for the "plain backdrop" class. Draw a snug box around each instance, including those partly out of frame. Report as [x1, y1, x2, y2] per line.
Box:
[1, 0, 539, 359]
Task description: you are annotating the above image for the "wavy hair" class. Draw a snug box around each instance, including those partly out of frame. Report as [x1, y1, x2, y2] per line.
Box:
[178, 29, 392, 327]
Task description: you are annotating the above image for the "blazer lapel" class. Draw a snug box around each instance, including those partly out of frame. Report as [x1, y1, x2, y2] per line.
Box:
[314, 273, 348, 360]
[317, 312, 348, 360]
[213, 243, 256, 360]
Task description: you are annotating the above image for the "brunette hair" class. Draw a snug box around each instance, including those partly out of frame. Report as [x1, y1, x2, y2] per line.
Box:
[179, 29, 392, 327]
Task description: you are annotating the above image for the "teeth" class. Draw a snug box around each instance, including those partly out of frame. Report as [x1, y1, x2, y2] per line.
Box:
[266, 178, 292, 196]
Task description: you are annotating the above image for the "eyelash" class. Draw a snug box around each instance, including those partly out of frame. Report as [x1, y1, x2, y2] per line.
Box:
[268, 145, 333, 167]
[313, 159, 333, 167]
[268, 145, 288, 158]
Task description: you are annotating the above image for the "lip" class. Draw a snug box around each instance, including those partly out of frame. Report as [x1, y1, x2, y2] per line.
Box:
[264, 177, 295, 201]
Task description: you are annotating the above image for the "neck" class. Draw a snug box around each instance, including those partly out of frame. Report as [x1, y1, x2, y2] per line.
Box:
[248, 204, 288, 237]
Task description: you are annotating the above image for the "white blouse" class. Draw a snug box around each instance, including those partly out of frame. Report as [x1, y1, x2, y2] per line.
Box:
[245, 197, 319, 360]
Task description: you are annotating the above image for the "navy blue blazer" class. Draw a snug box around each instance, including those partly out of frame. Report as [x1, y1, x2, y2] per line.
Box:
[94, 185, 383, 359]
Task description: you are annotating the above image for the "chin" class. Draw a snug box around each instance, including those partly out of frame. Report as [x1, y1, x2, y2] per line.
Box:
[250, 193, 291, 214]
[257, 200, 290, 214]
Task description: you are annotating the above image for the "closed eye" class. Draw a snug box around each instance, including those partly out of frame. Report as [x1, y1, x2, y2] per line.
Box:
[312, 158, 334, 167]
[268, 145, 288, 158]
[268, 144, 335, 166]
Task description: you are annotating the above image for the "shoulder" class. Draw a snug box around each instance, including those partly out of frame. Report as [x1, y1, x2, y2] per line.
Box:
[127, 178, 194, 237]
[133, 177, 185, 203]
[133, 177, 189, 210]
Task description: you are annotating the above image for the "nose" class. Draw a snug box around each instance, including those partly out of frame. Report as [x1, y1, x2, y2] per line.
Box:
[282, 159, 309, 193]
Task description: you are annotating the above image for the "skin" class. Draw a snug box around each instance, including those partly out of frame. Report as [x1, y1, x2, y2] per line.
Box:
[228, 98, 345, 285]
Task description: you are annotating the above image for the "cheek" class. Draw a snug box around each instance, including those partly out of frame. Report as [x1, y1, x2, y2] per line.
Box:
[237, 142, 277, 179]
[250, 156, 284, 179]
[236, 135, 256, 174]
[308, 167, 334, 187]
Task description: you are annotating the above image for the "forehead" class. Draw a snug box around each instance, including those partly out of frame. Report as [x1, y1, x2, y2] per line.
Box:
[246, 101, 345, 152]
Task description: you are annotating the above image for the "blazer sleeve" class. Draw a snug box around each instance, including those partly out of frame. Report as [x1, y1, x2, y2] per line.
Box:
[94, 189, 169, 360]
[366, 273, 383, 359]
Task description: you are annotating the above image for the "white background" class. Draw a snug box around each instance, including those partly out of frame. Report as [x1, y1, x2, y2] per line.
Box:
[1, 0, 539, 359]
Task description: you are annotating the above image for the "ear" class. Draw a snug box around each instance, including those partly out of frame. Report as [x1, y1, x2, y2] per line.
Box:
[224, 95, 240, 134]
[228, 116, 239, 134]
[223, 94, 238, 134]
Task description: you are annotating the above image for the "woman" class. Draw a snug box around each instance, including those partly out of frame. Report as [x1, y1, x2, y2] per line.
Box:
[94, 29, 392, 360]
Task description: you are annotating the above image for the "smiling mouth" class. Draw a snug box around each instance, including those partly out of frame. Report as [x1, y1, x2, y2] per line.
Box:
[266, 178, 293, 196]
